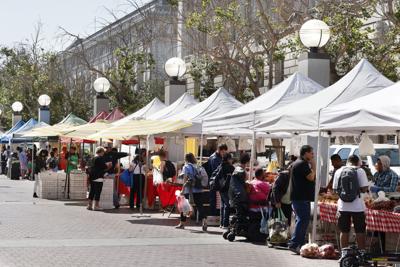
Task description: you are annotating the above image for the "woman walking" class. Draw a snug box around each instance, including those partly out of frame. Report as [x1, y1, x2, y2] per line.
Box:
[88, 147, 112, 211]
[175, 153, 207, 231]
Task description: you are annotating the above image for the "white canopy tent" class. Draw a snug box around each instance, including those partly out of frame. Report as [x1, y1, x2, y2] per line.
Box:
[253, 59, 394, 132]
[320, 81, 400, 134]
[112, 97, 166, 126]
[148, 93, 198, 120]
[169, 87, 243, 135]
[203, 72, 324, 135]
[252, 59, 394, 243]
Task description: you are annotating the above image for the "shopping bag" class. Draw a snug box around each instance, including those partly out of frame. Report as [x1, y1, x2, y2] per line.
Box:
[259, 208, 268, 234]
[268, 208, 289, 244]
[152, 168, 164, 185]
[176, 193, 193, 216]
[120, 169, 132, 187]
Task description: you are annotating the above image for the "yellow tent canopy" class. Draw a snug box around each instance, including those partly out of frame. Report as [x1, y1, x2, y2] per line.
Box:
[89, 119, 192, 140]
[60, 120, 111, 139]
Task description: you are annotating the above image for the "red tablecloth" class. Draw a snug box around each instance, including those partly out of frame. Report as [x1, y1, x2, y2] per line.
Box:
[319, 202, 400, 233]
[118, 174, 157, 207]
[157, 182, 182, 208]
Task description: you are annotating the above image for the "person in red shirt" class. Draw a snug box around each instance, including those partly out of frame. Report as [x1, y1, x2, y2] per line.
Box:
[59, 146, 68, 171]
[248, 168, 271, 211]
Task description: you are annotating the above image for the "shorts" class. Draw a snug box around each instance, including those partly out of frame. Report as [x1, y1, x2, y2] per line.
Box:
[337, 211, 366, 233]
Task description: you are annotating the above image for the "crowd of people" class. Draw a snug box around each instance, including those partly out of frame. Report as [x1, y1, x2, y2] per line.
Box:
[4, 140, 400, 258]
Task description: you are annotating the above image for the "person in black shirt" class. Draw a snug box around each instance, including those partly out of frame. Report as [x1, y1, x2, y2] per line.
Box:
[288, 145, 316, 254]
[88, 147, 112, 211]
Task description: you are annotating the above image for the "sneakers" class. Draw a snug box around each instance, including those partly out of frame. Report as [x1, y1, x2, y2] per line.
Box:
[175, 224, 185, 229]
[33, 193, 38, 198]
[289, 246, 300, 255]
[87, 205, 93, 211]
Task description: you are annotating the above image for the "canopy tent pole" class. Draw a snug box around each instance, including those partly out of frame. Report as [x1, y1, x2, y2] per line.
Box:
[325, 131, 332, 188]
[311, 110, 323, 243]
[397, 131, 400, 167]
[249, 112, 257, 180]
[142, 135, 151, 215]
[199, 120, 204, 165]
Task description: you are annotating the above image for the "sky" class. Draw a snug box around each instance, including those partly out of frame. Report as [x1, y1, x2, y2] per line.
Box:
[0, 0, 149, 51]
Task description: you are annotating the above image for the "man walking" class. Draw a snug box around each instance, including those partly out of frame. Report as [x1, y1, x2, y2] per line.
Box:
[207, 144, 228, 216]
[333, 155, 368, 251]
[288, 145, 316, 254]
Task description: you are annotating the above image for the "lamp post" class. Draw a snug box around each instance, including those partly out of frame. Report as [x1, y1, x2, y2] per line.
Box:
[93, 77, 110, 116]
[11, 101, 23, 126]
[38, 94, 51, 124]
[164, 57, 187, 105]
[298, 19, 331, 87]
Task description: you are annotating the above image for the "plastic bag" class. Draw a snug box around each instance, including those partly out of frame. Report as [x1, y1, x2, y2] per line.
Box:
[373, 191, 390, 203]
[319, 244, 339, 259]
[268, 208, 289, 244]
[259, 209, 268, 234]
[300, 243, 320, 258]
[176, 191, 192, 216]
[152, 168, 163, 185]
[120, 169, 132, 187]
[359, 133, 375, 156]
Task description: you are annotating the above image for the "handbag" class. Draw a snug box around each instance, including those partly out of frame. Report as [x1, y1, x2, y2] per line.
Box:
[268, 208, 289, 244]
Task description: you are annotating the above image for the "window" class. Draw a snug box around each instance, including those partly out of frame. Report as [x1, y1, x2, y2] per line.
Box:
[371, 149, 400, 166]
[337, 148, 351, 161]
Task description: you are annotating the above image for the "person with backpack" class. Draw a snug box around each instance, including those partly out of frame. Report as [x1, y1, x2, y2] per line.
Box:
[333, 155, 369, 251]
[159, 150, 176, 182]
[210, 153, 235, 228]
[207, 144, 228, 216]
[288, 145, 316, 254]
[175, 153, 207, 230]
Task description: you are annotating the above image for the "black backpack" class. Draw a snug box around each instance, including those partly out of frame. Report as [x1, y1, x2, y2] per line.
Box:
[209, 164, 223, 190]
[337, 167, 360, 202]
[162, 160, 176, 180]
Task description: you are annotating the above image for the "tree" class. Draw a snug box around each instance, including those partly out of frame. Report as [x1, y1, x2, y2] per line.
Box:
[0, 23, 91, 128]
[59, 0, 168, 115]
[170, 0, 311, 99]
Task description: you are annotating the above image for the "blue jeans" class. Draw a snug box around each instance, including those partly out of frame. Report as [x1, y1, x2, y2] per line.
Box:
[219, 191, 230, 227]
[289, 201, 311, 249]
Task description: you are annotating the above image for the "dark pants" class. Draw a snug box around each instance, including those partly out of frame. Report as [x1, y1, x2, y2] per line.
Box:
[180, 193, 205, 222]
[130, 174, 145, 208]
[220, 191, 230, 227]
[209, 189, 218, 216]
[281, 203, 293, 227]
[89, 181, 103, 201]
[289, 201, 311, 249]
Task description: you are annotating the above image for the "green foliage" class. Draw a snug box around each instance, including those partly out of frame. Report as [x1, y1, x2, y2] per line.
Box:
[188, 55, 219, 100]
[105, 47, 156, 114]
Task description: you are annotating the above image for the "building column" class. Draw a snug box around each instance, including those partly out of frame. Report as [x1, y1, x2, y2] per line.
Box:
[298, 52, 330, 87]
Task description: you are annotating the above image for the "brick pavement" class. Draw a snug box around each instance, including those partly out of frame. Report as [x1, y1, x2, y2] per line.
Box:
[0, 176, 337, 267]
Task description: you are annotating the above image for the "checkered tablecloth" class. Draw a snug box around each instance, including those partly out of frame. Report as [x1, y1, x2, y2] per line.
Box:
[319, 202, 400, 233]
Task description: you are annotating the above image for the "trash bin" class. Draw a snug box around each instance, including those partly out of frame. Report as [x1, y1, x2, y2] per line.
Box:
[10, 160, 20, 180]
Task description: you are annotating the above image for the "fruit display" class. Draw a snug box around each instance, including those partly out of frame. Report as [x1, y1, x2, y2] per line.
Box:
[366, 200, 396, 211]
[318, 192, 339, 203]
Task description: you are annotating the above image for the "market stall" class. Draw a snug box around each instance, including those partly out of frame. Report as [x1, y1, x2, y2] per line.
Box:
[252, 59, 395, 242]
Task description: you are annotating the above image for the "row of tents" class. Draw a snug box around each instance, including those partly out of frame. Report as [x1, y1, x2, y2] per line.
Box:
[2, 58, 399, 145]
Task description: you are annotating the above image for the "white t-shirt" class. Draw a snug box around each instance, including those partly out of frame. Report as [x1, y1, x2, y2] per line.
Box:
[130, 162, 146, 175]
[333, 166, 369, 212]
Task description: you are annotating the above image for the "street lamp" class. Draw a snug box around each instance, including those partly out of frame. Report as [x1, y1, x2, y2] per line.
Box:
[299, 19, 330, 53]
[11, 101, 23, 126]
[38, 94, 51, 124]
[164, 57, 187, 80]
[93, 77, 110, 115]
[164, 57, 187, 105]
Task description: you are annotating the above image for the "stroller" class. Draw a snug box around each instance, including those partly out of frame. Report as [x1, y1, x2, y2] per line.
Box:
[222, 203, 268, 242]
[222, 171, 268, 242]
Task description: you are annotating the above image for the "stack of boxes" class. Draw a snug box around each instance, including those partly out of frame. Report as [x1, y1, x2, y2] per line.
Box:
[38, 171, 59, 199]
[99, 178, 114, 209]
[38, 170, 87, 200]
[69, 170, 88, 200]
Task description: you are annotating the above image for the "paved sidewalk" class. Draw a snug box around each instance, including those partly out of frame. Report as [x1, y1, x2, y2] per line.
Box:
[0, 176, 337, 267]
